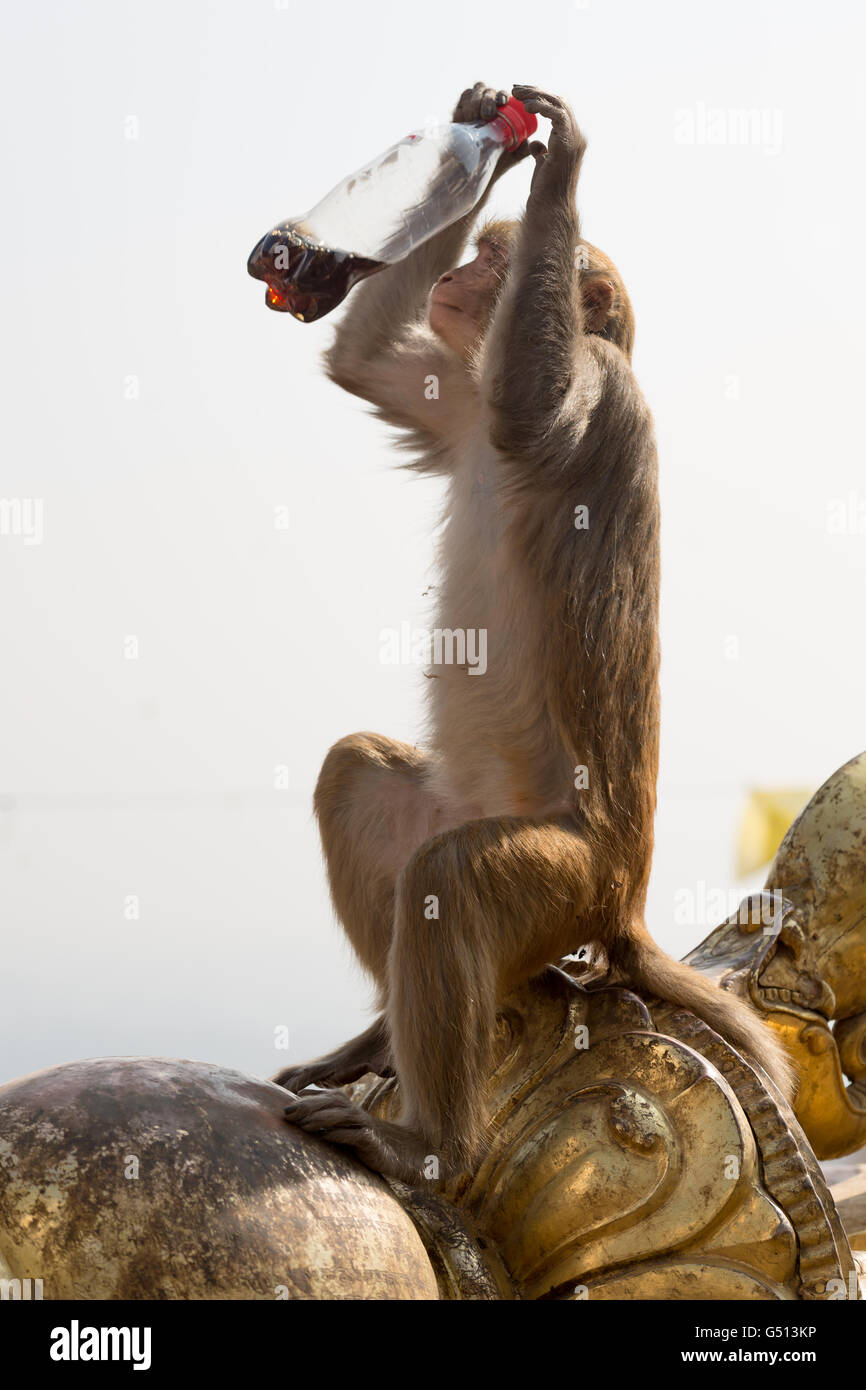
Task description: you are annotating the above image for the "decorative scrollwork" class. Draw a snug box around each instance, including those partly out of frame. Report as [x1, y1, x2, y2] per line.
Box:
[682, 752, 866, 1160]
[354, 967, 852, 1300]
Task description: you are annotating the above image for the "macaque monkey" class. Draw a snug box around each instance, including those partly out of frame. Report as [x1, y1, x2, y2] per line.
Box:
[275, 83, 793, 1180]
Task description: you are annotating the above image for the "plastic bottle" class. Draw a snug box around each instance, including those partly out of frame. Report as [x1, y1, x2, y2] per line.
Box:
[247, 97, 537, 322]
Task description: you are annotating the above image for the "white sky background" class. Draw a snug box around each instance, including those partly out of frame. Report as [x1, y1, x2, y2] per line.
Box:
[1, 0, 864, 1084]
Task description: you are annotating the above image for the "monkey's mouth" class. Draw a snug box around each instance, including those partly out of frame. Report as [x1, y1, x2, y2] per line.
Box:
[430, 292, 465, 315]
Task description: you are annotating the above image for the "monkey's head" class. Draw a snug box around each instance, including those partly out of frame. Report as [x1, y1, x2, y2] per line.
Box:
[428, 220, 635, 363]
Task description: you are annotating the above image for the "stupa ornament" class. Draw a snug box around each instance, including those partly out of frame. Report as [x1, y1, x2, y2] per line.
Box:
[2, 752, 866, 1300]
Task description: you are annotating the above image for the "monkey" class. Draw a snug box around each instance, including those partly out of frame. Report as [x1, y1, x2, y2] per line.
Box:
[274, 82, 794, 1182]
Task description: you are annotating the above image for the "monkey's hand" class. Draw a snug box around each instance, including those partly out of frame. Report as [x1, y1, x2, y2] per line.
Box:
[452, 80, 533, 184]
[282, 1089, 429, 1182]
[511, 84, 586, 208]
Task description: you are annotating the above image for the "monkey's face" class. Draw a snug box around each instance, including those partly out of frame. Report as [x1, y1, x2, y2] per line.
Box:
[428, 241, 508, 359]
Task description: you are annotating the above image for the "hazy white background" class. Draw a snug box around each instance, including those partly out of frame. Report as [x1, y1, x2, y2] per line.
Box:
[1, 0, 864, 1085]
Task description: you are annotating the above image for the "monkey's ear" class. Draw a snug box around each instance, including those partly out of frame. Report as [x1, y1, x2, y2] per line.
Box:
[582, 277, 615, 332]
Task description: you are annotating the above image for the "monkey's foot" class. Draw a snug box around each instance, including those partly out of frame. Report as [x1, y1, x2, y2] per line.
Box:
[282, 1089, 429, 1183]
[272, 1044, 394, 1093]
[272, 1063, 332, 1091]
[272, 1055, 391, 1092]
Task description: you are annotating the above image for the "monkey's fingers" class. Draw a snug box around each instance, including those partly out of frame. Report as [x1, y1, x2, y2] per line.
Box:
[512, 83, 567, 114]
[512, 84, 579, 149]
[453, 80, 486, 122]
[453, 82, 511, 124]
[492, 138, 534, 181]
[507, 139, 534, 163]
[525, 140, 550, 195]
[283, 1089, 372, 1135]
[479, 87, 506, 121]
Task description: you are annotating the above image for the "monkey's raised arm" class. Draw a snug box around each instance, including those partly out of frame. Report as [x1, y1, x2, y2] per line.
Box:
[484, 88, 600, 464]
[323, 84, 527, 447]
[322, 206, 485, 422]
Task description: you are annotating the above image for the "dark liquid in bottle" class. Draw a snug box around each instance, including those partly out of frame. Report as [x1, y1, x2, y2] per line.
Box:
[247, 225, 385, 322]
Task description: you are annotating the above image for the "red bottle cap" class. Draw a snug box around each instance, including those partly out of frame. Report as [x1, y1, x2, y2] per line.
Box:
[492, 96, 538, 150]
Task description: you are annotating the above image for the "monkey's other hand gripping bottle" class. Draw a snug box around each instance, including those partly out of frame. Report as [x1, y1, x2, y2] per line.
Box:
[247, 97, 537, 323]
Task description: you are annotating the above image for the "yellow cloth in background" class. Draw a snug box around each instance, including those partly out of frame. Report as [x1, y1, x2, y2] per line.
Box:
[737, 788, 814, 878]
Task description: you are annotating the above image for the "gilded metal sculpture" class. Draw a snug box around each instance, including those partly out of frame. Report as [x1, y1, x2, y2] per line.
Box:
[686, 751, 866, 1166]
[2, 752, 866, 1300]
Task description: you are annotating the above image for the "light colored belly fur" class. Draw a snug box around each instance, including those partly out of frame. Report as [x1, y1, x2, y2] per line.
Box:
[423, 427, 572, 821]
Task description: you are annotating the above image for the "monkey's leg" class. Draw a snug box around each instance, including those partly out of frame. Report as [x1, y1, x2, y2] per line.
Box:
[313, 731, 445, 984]
[276, 732, 462, 1094]
[285, 816, 596, 1181]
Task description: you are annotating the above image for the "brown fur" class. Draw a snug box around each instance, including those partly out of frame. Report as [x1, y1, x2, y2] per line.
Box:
[276, 85, 793, 1182]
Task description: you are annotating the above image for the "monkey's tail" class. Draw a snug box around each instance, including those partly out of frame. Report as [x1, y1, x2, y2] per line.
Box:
[612, 928, 795, 1102]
